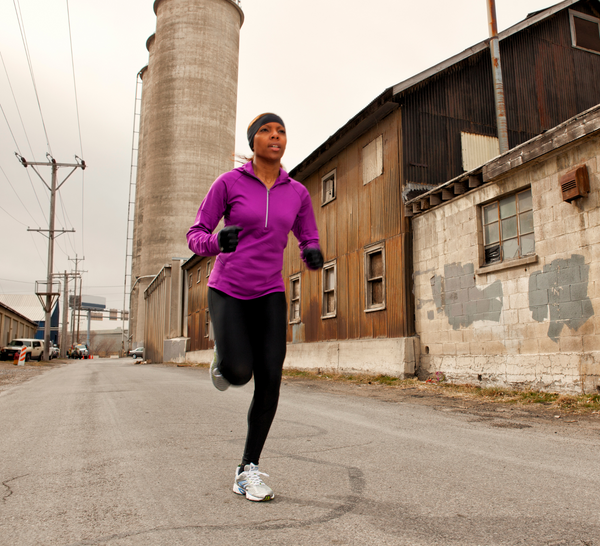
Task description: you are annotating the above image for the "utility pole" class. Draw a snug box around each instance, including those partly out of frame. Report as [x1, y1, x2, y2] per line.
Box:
[16, 153, 86, 361]
[69, 255, 86, 344]
[486, 0, 510, 154]
[57, 270, 80, 358]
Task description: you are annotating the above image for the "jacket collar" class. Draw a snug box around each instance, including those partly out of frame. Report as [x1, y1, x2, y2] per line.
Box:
[240, 161, 290, 187]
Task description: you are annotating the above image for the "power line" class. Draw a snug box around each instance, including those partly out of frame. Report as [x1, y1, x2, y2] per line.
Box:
[12, 0, 53, 156]
[0, 100, 21, 151]
[57, 188, 78, 254]
[0, 164, 40, 225]
[0, 203, 29, 227]
[65, 0, 84, 157]
[0, 49, 37, 160]
[65, 0, 86, 258]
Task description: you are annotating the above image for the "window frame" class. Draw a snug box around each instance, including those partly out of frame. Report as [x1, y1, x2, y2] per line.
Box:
[289, 273, 302, 324]
[197, 267, 202, 283]
[364, 242, 386, 312]
[321, 260, 337, 319]
[479, 187, 536, 271]
[321, 169, 337, 206]
[206, 260, 212, 277]
[569, 9, 600, 55]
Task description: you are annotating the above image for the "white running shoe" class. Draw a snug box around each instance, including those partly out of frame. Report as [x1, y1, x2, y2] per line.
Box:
[233, 464, 274, 502]
[210, 344, 229, 391]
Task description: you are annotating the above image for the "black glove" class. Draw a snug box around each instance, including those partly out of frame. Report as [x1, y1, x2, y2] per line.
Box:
[218, 226, 243, 253]
[302, 247, 324, 270]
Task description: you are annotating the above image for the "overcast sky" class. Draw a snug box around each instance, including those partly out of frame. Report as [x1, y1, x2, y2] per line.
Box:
[0, 0, 556, 328]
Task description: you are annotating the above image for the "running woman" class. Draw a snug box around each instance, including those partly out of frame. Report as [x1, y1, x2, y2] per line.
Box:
[187, 113, 323, 502]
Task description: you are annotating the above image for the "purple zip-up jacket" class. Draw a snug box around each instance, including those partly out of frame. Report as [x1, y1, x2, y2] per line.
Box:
[187, 162, 320, 300]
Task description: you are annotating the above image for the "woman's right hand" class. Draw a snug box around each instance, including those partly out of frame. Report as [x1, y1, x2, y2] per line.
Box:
[218, 226, 243, 253]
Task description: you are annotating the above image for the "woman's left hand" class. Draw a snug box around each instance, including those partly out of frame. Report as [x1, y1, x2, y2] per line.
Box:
[302, 248, 324, 270]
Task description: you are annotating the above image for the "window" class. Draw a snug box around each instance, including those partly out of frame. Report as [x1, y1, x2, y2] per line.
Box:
[204, 309, 210, 338]
[188, 272, 193, 288]
[206, 260, 212, 277]
[570, 10, 600, 54]
[322, 169, 336, 206]
[365, 243, 385, 311]
[197, 267, 202, 283]
[363, 135, 383, 185]
[322, 261, 337, 318]
[482, 188, 534, 265]
[289, 274, 301, 323]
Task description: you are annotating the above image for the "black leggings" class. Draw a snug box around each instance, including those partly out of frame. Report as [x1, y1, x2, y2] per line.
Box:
[208, 288, 287, 466]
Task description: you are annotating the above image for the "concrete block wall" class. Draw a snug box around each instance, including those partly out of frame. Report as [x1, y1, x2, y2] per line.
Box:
[413, 131, 600, 394]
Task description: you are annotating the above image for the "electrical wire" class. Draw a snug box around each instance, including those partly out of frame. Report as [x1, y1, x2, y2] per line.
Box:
[0, 49, 49, 222]
[0, 100, 21, 151]
[0, 50, 37, 161]
[65, 0, 83, 158]
[57, 188, 78, 255]
[12, 0, 53, 156]
[0, 204, 29, 227]
[65, 0, 86, 258]
[0, 164, 41, 226]
[29, 232, 46, 269]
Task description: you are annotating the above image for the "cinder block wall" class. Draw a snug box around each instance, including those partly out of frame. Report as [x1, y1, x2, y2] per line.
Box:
[412, 130, 600, 394]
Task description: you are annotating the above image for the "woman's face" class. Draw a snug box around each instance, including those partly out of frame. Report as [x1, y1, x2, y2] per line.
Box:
[253, 122, 287, 162]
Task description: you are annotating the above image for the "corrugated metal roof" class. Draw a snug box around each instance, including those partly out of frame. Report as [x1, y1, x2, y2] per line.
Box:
[0, 294, 56, 322]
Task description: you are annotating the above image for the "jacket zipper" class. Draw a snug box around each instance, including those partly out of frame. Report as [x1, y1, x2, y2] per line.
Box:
[265, 189, 270, 228]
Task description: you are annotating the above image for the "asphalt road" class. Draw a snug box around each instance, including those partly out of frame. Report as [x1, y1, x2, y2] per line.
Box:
[0, 358, 599, 546]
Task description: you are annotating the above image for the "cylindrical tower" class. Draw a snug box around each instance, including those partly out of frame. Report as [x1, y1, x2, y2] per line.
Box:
[129, 34, 157, 348]
[130, 0, 243, 346]
[140, 0, 244, 276]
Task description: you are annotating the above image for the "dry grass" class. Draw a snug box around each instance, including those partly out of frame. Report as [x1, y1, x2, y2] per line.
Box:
[282, 368, 600, 414]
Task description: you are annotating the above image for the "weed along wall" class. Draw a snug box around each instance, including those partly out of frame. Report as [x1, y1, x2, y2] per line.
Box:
[411, 106, 600, 394]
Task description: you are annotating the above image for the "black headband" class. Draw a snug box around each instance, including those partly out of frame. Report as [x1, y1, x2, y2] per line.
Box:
[247, 113, 285, 151]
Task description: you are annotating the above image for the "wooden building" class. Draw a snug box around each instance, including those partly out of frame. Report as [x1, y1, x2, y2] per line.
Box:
[183, 0, 600, 374]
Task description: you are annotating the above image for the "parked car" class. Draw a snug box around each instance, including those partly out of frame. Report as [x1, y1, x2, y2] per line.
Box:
[49, 344, 60, 360]
[0, 339, 44, 362]
[128, 347, 144, 359]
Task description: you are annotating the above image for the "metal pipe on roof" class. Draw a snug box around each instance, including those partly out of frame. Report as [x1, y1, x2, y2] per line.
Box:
[487, 0, 510, 154]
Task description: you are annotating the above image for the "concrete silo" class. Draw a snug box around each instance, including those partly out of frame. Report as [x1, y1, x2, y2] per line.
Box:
[129, 0, 244, 347]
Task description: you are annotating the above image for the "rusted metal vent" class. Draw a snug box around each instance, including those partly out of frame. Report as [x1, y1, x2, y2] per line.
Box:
[560, 165, 589, 202]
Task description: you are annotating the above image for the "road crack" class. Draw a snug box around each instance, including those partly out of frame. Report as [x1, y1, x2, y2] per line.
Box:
[2, 474, 28, 503]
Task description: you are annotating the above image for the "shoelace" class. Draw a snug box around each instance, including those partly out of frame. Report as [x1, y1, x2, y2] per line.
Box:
[245, 466, 269, 485]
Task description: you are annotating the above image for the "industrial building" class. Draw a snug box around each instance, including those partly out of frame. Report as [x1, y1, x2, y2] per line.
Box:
[178, 0, 600, 393]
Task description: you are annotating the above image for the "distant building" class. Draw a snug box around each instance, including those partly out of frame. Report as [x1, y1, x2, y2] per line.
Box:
[0, 294, 57, 344]
[0, 300, 38, 346]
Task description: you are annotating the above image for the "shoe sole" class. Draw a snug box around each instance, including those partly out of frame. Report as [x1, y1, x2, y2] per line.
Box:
[233, 483, 274, 502]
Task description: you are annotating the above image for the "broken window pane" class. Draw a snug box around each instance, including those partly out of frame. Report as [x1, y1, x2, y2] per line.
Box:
[503, 238, 519, 260]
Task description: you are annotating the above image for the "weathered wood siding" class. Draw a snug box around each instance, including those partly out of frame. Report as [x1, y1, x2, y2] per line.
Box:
[185, 256, 213, 351]
[283, 109, 413, 343]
